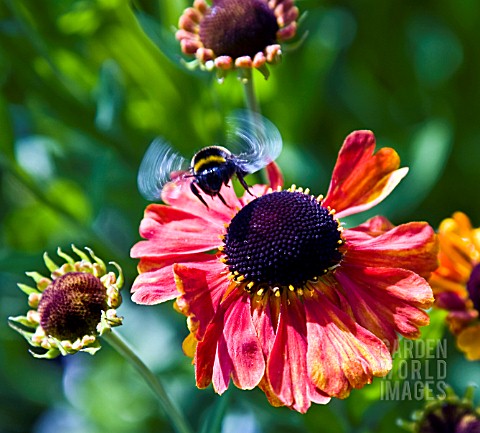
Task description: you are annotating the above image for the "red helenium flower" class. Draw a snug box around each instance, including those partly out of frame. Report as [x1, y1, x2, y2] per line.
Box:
[131, 131, 438, 413]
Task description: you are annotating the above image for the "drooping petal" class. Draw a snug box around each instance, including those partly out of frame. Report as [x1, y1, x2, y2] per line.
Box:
[174, 258, 230, 340]
[267, 294, 329, 412]
[304, 291, 392, 398]
[195, 290, 265, 394]
[161, 177, 239, 223]
[323, 130, 408, 218]
[131, 253, 214, 305]
[336, 265, 433, 350]
[131, 204, 224, 259]
[344, 221, 438, 279]
[251, 295, 277, 359]
[258, 377, 286, 408]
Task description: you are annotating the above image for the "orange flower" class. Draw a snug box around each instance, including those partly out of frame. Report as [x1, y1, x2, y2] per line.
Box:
[131, 131, 438, 412]
[429, 212, 480, 360]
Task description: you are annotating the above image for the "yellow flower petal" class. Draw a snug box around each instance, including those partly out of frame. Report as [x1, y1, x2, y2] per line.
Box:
[457, 324, 480, 361]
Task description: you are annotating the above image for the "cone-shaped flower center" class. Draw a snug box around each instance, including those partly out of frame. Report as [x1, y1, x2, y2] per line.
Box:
[223, 191, 343, 289]
[199, 0, 279, 59]
[38, 272, 108, 341]
[467, 263, 480, 312]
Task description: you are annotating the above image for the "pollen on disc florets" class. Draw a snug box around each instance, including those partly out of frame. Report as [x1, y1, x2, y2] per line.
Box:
[222, 188, 344, 295]
[8, 245, 124, 359]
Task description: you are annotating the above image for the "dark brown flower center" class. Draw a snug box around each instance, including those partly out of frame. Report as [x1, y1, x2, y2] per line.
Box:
[223, 191, 343, 289]
[199, 0, 279, 59]
[467, 263, 480, 312]
[419, 402, 480, 433]
[38, 272, 108, 341]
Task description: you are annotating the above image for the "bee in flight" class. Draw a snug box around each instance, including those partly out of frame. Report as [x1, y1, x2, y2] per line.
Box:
[137, 111, 282, 208]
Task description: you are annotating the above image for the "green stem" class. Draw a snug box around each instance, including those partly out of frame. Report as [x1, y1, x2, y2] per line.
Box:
[103, 331, 194, 433]
[241, 70, 260, 114]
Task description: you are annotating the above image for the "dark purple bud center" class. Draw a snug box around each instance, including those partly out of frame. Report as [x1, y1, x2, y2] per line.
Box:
[467, 263, 480, 312]
[38, 272, 107, 341]
[199, 0, 279, 59]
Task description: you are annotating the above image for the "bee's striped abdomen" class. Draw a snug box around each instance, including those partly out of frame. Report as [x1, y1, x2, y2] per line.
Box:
[192, 146, 230, 174]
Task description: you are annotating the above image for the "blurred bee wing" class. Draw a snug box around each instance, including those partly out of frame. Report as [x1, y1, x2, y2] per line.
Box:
[226, 110, 282, 174]
[137, 138, 188, 201]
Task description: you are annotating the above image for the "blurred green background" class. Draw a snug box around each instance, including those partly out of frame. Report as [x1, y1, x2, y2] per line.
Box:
[1, 0, 479, 432]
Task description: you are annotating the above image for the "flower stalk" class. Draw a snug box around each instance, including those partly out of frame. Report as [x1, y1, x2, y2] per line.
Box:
[241, 70, 260, 113]
[102, 331, 194, 433]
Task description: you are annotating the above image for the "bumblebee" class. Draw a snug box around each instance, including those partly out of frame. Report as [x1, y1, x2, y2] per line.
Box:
[137, 111, 282, 208]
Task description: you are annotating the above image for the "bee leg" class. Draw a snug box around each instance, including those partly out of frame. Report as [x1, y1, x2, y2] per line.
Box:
[237, 173, 255, 197]
[190, 182, 209, 208]
[216, 191, 232, 209]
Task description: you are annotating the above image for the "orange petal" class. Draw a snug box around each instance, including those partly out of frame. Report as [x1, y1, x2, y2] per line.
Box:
[305, 293, 392, 398]
[174, 259, 229, 340]
[323, 130, 408, 218]
[336, 266, 433, 350]
[267, 294, 330, 412]
[344, 221, 438, 279]
[195, 290, 265, 394]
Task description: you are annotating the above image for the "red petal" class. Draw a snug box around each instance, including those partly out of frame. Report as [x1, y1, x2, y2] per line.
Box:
[344, 221, 438, 278]
[131, 204, 223, 259]
[136, 252, 214, 273]
[336, 266, 433, 350]
[131, 265, 180, 305]
[265, 161, 284, 190]
[323, 131, 408, 218]
[251, 297, 276, 358]
[195, 290, 265, 393]
[174, 258, 229, 340]
[305, 293, 392, 398]
[267, 295, 330, 412]
[131, 253, 214, 305]
[346, 216, 396, 240]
